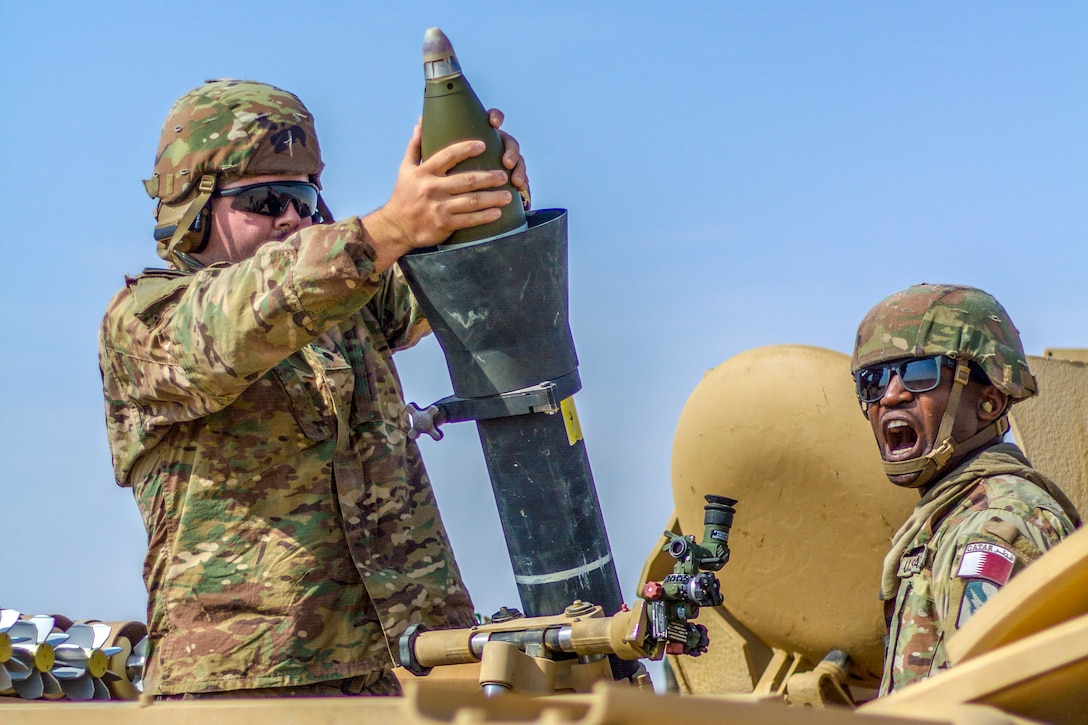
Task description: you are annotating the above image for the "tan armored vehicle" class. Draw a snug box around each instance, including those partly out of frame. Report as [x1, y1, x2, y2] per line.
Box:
[646, 344, 1087, 724]
[3, 345, 1083, 724]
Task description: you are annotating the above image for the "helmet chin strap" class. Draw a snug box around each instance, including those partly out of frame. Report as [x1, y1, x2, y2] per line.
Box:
[881, 361, 1010, 489]
[163, 175, 218, 269]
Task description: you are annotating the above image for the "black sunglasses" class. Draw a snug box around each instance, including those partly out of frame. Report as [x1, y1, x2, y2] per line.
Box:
[214, 181, 320, 219]
[855, 355, 954, 403]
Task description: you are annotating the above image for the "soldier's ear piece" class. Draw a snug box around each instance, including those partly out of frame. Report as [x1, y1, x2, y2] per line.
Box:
[981, 400, 994, 413]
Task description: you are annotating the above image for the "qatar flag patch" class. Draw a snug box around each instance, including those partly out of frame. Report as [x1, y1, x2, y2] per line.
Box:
[956, 542, 1015, 586]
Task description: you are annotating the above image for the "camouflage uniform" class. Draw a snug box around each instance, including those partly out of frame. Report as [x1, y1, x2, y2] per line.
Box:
[852, 285, 1080, 696]
[99, 217, 475, 695]
[879, 443, 1076, 694]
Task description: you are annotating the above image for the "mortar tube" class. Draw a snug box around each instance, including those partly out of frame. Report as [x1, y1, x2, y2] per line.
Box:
[476, 411, 634, 681]
[398, 211, 636, 680]
[476, 411, 621, 616]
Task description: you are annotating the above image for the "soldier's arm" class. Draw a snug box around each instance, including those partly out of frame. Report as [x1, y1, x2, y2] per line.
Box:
[366, 265, 431, 352]
[101, 218, 386, 424]
[932, 503, 1074, 634]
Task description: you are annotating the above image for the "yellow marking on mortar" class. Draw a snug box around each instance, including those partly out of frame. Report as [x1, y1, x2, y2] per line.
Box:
[561, 397, 583, 446]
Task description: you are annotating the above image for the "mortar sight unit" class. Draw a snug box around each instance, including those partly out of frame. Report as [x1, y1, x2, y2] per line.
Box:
[641, 496, 736, 657]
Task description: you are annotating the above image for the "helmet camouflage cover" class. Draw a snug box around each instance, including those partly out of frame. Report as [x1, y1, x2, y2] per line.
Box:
[851, 284, 1037, 401]
[144, 79, 324, 261]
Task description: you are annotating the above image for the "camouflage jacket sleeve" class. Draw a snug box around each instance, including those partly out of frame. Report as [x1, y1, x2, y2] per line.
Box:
[100, 218, 389, 483]
[929, 474, 1076, 634]
[367, 262, 430, 352]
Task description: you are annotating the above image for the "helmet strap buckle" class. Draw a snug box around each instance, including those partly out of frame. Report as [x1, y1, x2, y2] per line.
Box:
[953, 361, 971, 386]
[929, 439, 956, 468]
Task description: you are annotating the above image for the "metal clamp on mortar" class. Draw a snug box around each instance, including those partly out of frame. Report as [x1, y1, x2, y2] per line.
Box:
[408, 369, 582, 442]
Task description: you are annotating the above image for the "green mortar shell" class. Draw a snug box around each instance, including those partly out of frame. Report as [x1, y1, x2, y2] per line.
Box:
[422, 73, 526, 246]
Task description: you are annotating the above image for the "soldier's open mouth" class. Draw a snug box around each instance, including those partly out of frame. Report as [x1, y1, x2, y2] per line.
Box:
[884, 419, 919, 456]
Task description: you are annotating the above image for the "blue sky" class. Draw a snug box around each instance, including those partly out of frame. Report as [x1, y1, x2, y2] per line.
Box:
[1, 2, 1084, 645]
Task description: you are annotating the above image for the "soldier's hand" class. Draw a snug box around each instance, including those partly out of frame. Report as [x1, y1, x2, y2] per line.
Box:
[365, 122, 513, 272]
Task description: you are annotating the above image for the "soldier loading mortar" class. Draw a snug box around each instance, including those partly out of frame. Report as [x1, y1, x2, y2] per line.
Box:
[96, 45, 530, 698]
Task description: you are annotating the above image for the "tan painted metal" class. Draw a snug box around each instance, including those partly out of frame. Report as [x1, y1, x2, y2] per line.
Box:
[786, 655, 855, 709]
[861, 613, 1088, 725]
[0, 678, 1029, 724]
[1008, 352, 1088, 517]
[667, 345, 917, 684]
[409, 601, 651, 670]
[403, 601, 657, 695]
[478, 640, 618, 694]
[394, 662, 485, 694]
[1042, 348, 1088, 363]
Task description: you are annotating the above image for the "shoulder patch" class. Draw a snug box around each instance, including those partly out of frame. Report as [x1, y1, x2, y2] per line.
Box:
[956, 579, 1000, 629]
[897, 545, 927, 578]
[956, 541, 1015, 586]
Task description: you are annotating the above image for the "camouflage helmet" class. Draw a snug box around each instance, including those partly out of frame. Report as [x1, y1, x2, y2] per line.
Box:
[144, 79, 325, 264]
[851, 284, 1036, 400]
